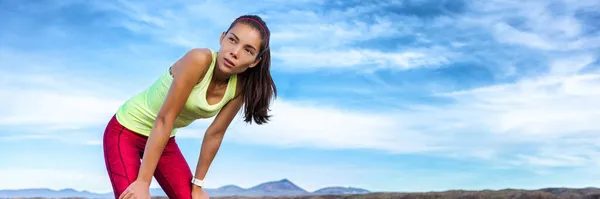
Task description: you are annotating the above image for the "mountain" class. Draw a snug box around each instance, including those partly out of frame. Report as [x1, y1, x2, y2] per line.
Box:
[0, 179, 370, 198]
[241, 178, 308, 196]
[216, 185, 244, 192]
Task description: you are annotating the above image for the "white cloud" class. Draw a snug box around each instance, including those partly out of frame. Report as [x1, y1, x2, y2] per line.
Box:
[0, 89, 122, 128]
[273, 47, 454, 72]
[86, 0, 432, 72]
[178, 99, 439, 154]
[0, 71, 125, 130]
[0, 46, 163, 143]
[492, 22, 556, 51]
[468, 0, 600, 51]
[269, 13, 404, 48]
[0, 47, 133, 132]
[438, 73, 600, 137]
[0, 132, 103, 146]
[90, 0, 345, 50]
[515, 154, 591, 168]
[86, 0, 242, 49]
[549, 53, 596, 76]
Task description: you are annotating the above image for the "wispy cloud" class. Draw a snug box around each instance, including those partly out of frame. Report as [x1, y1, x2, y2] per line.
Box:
[0, 87, 122, 129]
[0, 51, 126, 130]
[179, 99, 439, 154]
[465, 0, 600, 52]
[274, 46, 454, 72]
[80, 0, 459, 72]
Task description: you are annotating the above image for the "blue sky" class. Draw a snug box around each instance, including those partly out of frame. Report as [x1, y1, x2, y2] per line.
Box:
[2, 0, 600, 194]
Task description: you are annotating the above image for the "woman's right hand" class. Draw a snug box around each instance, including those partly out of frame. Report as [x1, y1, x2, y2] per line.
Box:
[192, 186, 210, 199]
[119, 180, 151, 199]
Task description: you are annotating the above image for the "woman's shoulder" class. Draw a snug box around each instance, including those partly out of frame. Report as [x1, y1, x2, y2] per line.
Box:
[174, 48, 214, 72]
[169, 48, 216, 85]
[183, 48, 214, 64]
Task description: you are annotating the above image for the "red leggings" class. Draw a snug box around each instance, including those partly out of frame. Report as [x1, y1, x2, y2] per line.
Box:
[103, 115, 193, 199]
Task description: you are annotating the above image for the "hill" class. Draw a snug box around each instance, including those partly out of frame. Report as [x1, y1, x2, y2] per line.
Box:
[0, 179, 368, 198]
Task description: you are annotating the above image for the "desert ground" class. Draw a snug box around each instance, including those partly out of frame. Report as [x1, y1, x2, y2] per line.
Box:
[6, 187, 600, 199]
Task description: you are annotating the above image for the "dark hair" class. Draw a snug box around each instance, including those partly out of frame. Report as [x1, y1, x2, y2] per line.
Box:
[226, 15, 277, 125]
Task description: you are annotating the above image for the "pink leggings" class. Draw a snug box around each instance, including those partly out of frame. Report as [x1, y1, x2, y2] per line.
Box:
[103, 115, 193, 199]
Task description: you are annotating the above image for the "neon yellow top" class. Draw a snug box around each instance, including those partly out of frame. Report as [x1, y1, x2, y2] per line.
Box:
[115, 49, 237, 137]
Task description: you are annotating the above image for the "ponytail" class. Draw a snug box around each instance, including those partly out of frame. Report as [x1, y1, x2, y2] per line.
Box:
[239, 48, 276, 125]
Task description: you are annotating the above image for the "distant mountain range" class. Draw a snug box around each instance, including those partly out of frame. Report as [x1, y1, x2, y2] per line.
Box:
[0, 179, 369, 198]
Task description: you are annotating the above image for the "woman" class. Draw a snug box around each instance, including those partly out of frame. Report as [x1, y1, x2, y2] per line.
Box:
[102, 14, 276, 199]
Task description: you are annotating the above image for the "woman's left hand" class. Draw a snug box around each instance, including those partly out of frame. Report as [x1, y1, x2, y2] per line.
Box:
[192, 186, 210, 199]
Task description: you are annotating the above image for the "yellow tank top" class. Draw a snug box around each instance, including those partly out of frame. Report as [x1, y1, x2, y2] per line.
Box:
[115, 49, 237, 137]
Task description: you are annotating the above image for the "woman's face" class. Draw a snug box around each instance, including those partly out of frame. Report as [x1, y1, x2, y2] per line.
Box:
[217, 23, 264, 75]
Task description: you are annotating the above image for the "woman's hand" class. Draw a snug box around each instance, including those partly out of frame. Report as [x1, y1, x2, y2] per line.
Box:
[119, 180, 151, 199]
[192, 186, 210, 199]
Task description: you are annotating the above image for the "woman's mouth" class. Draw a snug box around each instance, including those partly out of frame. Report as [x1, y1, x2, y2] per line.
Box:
[224, 58, 235, 67]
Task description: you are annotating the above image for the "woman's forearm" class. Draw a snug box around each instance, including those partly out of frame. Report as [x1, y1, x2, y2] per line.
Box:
[137, 118, 172, 185]
[193, 131, 225, 183]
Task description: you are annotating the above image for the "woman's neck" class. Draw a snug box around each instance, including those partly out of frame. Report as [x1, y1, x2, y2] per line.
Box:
[212, 62, 231, 85]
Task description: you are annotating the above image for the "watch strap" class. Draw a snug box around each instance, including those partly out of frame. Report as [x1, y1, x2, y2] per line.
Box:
[191, 178, 205, 187]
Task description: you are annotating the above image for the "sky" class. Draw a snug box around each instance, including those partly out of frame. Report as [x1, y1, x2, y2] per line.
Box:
[1, 0, 600, 194]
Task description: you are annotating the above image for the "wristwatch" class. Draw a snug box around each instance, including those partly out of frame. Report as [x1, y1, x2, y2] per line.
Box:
[192, 178, 205, 187]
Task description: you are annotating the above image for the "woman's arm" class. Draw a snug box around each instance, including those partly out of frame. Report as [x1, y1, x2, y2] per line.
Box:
[136, 48, 213, 185]
[192, 86, 245, 189]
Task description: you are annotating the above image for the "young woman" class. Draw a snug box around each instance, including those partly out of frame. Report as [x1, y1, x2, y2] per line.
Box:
[102, 14, 276, 199]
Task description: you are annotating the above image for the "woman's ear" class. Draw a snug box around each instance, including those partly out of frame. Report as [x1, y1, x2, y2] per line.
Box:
[219, 31, 227, 44]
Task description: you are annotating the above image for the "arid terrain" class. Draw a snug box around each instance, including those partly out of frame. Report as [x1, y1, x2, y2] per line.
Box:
[195, 188, 600, 199]
[7, 188, 600, 199]
[207, 188, 600, 199]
